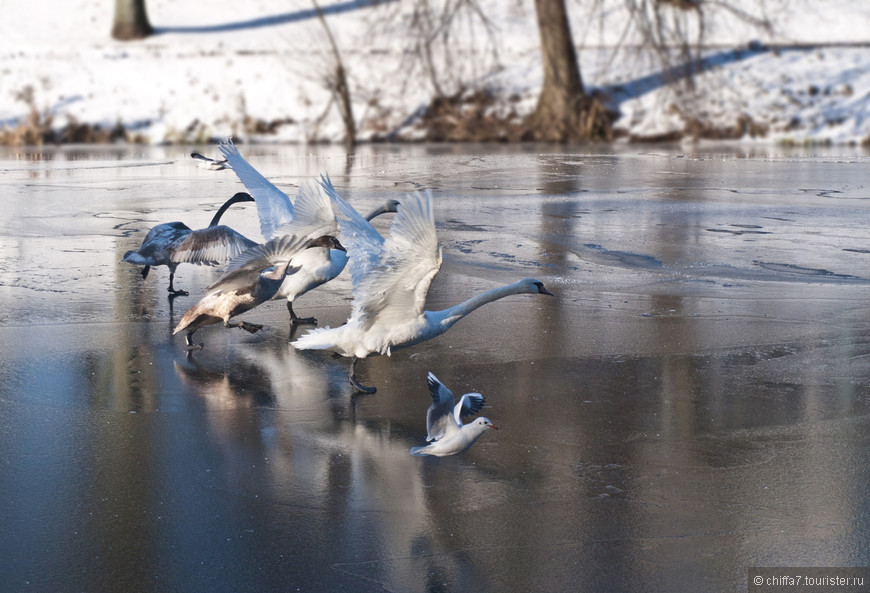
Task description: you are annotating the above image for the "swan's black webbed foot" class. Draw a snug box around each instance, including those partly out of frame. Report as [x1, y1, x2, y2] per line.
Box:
[349, 358, 377, 394]
[288, 302, 317, 326]
[184, 332, 203, 351]
[167, 273, 188, 296]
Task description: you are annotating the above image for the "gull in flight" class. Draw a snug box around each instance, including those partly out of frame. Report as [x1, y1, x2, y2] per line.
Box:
[410, 372, 497, 457]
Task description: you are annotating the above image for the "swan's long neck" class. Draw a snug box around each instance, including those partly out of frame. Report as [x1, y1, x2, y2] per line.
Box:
[363, 200, 399, 221]
[208, 192, 253, 227]
[429, 281, 529, 333]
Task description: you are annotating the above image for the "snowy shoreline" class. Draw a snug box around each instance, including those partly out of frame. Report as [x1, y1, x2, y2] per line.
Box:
[3, 0, 870, 146]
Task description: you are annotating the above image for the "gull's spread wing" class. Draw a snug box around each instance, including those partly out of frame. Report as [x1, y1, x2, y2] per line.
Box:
[454, 392, 485, 426]
[425, 372, 461, 442]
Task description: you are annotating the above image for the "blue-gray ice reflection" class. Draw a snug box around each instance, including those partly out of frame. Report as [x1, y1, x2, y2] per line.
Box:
[1, 144, 870, 592]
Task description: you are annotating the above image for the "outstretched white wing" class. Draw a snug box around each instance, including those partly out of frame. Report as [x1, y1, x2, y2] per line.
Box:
[219, 140, 294, 241]
[352, 190, 441, 330]
[317, 174, 388, 305]
[272, 180, 338, 240]
[209, 234, 310, 292]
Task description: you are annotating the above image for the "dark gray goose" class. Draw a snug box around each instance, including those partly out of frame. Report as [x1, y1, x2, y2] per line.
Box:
[123, 192, 257, 296]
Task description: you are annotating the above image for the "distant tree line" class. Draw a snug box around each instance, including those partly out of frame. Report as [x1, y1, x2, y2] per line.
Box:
[110, 0, 773, 144]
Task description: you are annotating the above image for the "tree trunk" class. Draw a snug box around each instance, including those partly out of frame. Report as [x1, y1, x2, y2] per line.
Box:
[111, 0, 153, 41]
[526, 0, 610, 141]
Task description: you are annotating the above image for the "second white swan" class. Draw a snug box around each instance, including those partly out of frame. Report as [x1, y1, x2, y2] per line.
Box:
[292, 186, 554, 393]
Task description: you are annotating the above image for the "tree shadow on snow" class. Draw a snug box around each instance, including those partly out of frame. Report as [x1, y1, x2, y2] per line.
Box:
[598, 44, 768, 106]
[154, 0, 395, 35]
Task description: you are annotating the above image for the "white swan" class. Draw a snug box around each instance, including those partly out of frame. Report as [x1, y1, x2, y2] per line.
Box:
[410, 372, 497, 457]
[123, 191, 257, 296]
[217, 141, 399, 324]
[292, 187, 554, 393]
[173, 234, 343, 349]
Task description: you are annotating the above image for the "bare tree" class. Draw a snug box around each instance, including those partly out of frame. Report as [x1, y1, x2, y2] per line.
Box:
[313, 0, 356, 147]
[526, 0, 610, 141]
[619, 0, 774, 139]
[111, 0, 153, 41]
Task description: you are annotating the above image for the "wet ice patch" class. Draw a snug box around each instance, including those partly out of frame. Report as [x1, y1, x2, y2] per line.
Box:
[706, 227, 771, 235]
[583, 243, 664, 270]
[754, 261, 859, 280]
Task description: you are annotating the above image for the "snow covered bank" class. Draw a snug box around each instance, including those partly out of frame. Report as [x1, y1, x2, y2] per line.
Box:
[2, 0, 870, 145]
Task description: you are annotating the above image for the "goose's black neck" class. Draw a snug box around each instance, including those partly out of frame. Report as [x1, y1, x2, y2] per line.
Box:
[208, 192, 254, 227]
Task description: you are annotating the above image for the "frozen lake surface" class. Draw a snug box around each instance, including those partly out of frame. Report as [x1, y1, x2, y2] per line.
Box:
[1, 143, 869, 592]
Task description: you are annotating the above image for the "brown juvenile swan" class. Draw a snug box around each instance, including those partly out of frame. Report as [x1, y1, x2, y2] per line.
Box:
[174, 234, 344, 349]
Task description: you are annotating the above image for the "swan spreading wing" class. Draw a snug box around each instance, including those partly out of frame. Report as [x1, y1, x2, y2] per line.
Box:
[358, 191, 441, 330]
[316, 173, 386, 290]
[271, 180, 338, 241]
[170, 225, 258, 266]
[424, 372, 485, 442]
[326, 186, 441, 331]
[219, 140, 294, 240]
[207, 234, 309, 293]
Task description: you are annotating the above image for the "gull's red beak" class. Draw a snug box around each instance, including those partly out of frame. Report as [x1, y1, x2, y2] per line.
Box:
[489, 424, 499, 430]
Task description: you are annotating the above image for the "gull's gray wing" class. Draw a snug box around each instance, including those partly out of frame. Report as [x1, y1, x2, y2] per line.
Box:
[453, 392, 485, 425]
[425, 372, 461, 442]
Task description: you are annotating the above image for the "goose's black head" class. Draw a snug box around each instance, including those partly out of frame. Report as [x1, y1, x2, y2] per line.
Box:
[309, 235, 347, 252]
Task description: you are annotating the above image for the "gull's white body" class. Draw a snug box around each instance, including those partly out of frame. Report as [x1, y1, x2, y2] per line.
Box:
[190, 151, 229, 170]
[410, 373, 496, 457]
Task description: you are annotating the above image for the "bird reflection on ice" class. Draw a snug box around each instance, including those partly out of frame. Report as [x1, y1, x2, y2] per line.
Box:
[172, 339, 500, 589]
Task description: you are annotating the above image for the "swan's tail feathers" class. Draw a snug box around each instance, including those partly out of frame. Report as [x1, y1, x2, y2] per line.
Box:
[290, 326, 337, 351]
[173, 315, 191, 335]
[123, 250, 147, 265]
[410, 445, 432, 457]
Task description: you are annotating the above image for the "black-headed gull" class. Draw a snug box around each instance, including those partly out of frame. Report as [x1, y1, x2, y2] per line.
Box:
[410, 372, 498, 457]
[292, 185, 555, 393]
[123, 192, 256, 296]
[190, 151, 229, 170]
